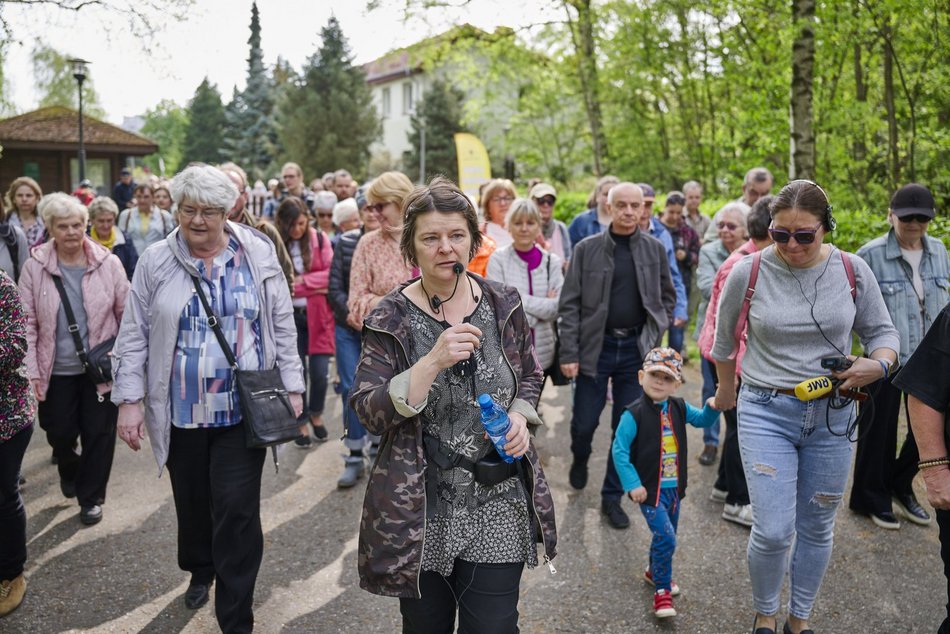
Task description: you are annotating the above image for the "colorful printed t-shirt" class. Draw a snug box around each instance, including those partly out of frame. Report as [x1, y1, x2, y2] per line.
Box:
[170, 236, 263, 428]
[659, 402, 679, 488]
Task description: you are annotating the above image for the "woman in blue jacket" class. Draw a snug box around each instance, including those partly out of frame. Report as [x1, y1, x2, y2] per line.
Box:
[850, 183, 950, 530]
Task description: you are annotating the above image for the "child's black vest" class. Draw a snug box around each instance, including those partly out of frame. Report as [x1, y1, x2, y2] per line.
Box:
[625, 396, 689, 507]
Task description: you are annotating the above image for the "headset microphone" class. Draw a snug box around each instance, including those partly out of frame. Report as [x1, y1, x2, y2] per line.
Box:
[794, 376, 835, 401]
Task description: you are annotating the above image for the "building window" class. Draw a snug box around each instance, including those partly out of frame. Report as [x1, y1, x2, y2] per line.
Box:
[402, 82, 414, 114]
[382, 88, 391, 118]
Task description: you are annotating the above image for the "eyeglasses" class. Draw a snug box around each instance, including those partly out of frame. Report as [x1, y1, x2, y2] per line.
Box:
[493, 196, 514, 204]
[768, 223, 823, 244]
[179, 206, 226, 220]
[317, 212, 333, 218]
[897, 214, 931, 224]
[717, 221, 739, 231]
[534, 197, 556, 207]
[366, 203, 388, 214]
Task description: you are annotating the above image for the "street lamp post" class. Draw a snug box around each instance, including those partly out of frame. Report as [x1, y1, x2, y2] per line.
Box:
[69, 58, 90, 183]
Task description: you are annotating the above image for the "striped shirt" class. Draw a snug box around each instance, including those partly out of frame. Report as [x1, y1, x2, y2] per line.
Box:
[170, 236, 262, 428]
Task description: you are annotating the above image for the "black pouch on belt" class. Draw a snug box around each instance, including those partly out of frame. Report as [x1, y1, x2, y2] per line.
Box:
[423, 434, 519, 487]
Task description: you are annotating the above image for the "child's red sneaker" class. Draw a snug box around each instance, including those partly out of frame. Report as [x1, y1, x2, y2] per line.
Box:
[653, 589, 676, 618]
[643, 569, 680, 596]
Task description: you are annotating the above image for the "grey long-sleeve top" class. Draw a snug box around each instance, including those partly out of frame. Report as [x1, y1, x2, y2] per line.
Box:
[710, 246, 900, 389]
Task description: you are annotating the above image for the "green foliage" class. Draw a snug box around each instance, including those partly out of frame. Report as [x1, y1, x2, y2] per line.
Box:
[181, 78, 226, 165]
[139, 99, 189, 176]
[32, 44, 105, 118]
[223, 2, 278, 182]
[275, 17, 380, 181]
[405, 79, 466, 182]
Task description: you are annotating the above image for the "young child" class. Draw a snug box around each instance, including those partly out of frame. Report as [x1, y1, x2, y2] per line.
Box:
[611, 347, 720, 618]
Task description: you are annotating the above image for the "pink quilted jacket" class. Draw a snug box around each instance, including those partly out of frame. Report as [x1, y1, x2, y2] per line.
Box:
[20, 236, 130, 399]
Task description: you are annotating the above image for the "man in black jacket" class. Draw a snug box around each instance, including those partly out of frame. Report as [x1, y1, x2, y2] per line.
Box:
[558, 182, 676, 529]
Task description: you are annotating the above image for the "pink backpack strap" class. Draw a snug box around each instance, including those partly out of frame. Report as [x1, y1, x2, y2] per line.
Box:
[840, 251, 857, 302]
[730, 251, 762, 360]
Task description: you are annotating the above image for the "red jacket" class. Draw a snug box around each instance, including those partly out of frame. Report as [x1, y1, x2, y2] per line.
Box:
[292, 227, 335, 355]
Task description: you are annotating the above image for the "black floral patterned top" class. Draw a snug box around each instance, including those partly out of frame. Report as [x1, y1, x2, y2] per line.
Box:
[0, 271, 36, 442]
[406, 296, 536, 576]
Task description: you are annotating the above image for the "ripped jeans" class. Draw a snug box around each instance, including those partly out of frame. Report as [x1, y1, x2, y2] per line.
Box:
[737, 384, 855, 620]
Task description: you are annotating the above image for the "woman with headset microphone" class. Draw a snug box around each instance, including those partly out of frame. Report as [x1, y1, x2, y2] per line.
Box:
[710, 180, 899, 634]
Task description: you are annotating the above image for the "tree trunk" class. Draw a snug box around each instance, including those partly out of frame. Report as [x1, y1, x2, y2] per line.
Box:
[852, 41, 868, 195]
[564, 0, 608, 175]
[883, 23, 900, 188]
[790, 0, 816, 180]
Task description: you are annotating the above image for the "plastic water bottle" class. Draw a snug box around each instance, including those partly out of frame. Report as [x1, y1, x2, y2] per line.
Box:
[477, 393, 516, 463]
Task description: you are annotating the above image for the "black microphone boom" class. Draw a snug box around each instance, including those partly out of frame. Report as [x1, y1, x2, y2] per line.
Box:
[429, 263, 465, 312]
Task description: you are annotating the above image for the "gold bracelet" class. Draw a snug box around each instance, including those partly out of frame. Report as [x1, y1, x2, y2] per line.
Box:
[918, 458, 950, 469]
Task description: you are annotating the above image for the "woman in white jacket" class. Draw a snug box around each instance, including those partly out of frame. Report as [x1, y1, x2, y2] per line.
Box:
[487, 198, 563, 374]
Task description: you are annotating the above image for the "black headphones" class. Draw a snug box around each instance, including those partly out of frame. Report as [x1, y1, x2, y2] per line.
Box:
[788, 179, 836, 232]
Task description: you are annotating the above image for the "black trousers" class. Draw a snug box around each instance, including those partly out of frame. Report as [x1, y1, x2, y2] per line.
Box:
[0, 425, 32, 580]
[399, 560, 524, 634]
[166, 423, 266, 634]
[709, 368, 749, 505]
[850, 376, 920, 515]
[38, 374, 117, 507]
[938, 509, 950, 634]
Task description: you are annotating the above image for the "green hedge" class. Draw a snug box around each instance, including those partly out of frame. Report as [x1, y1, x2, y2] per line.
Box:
[551, 192, 950, 253]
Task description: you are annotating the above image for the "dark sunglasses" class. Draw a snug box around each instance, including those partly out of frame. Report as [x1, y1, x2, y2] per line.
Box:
[317, 211, 333, 218]
[897, 214, 931, 223]
[366, 203, 387, 214]
[534, 196, 556, 207]
[768, 224, 822, 244]
[717, 221, 739, 231]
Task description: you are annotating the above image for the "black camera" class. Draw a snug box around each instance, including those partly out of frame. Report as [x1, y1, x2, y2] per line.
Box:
[821, 356, 852, 372]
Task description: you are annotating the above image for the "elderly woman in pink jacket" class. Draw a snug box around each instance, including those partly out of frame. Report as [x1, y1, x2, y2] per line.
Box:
[19, 193, 129, 527]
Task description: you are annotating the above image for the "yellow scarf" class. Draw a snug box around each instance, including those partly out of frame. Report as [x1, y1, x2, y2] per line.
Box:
[91, 226, 116, 251]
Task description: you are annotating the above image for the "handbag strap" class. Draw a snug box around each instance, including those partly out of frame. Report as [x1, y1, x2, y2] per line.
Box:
[190, 275, 240, 370]
[51, 274, 90, 368]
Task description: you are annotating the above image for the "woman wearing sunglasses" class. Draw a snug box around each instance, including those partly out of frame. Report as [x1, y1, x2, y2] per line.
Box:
[710, 180, 899, 634]
[849, 184, 949, 530]
[694, 203, 748, 467]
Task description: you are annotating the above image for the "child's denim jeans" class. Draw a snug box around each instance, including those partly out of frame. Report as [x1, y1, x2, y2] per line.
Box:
[737, 384, 854, 620]
[639, 487, 680, 593]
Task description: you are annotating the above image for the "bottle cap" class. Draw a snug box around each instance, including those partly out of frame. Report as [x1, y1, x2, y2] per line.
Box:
[477, 393, 493, 408]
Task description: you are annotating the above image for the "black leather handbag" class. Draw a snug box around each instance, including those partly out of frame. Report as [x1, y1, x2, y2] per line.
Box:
[52, 276, 115, 389]
[190, 276, 300, 451]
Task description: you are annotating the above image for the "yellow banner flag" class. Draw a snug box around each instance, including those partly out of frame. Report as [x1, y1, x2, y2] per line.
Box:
[454, 133, 492, 204]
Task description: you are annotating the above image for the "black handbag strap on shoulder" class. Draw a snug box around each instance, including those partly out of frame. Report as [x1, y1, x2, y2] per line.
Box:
[190, 275, 239, 370]
[51, 274, 90, 369]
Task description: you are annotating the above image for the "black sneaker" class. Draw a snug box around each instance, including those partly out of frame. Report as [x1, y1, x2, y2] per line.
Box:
[893, 492, 932, 526]
[569, 460, 588, 490]
[602, 500, 630, 529]
[80, 505, 102, 526]
[870, 510, 900, 530]
[310, 423, 329, 443]
[294, 435, 312, 449]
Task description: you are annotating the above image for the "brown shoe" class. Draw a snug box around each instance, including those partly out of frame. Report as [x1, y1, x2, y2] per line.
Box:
[0, 574, 26, 618]
[698, 444, 717, 466]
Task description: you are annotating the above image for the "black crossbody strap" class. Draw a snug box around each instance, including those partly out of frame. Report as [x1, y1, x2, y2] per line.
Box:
[190, 275, 239, 370]
[51, 275, 90, 368]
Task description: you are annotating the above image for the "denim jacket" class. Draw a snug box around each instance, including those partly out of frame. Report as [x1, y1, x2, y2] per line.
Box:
[856, 229, 949, 365]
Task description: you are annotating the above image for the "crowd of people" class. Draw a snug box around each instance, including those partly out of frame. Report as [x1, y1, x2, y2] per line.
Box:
[0, 159, 946, 634]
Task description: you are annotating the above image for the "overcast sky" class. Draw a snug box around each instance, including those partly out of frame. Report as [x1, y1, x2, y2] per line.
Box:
[3, 0, 558, 125]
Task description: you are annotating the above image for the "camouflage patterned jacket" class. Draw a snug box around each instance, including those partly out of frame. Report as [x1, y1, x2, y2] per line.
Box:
[350, 275, 558, 598]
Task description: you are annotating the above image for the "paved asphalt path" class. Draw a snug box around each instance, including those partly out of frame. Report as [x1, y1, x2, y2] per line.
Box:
[6, 362, 946, 633]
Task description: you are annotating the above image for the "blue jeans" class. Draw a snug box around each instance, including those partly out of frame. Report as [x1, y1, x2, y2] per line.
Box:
[667, 325, 684, 354]
[335, 324, 366, 449]
[569, 335, 644, 502]
[640, 488, 680, 593]
[737, 384, 854, 620]
[0, 425, 32, 580]
[701, 357, 720, 446]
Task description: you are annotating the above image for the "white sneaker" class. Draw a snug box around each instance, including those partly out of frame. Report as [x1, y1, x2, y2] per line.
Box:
[722, 503, 753, 527]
